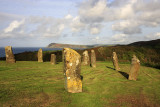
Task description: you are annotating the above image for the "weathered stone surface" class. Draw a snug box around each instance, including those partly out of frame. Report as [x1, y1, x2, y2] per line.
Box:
[112, 52, 120, 71]
[82, 50, 90, 65]
[91, 50, 96, 68]
[129, 55, 140, 80]
[5, 46, 16, 63]
[63, 48, 82, 93]
[38, 48, 43, 62]
[50, 54, 56, 65]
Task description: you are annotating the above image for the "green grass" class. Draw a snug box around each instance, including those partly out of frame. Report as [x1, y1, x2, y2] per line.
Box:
[0, 61, 160, 107]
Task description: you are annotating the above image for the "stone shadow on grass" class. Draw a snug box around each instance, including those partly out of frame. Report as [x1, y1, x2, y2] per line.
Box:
[80, 75, 83, 80]
[106, 66, 115, 70]
[106, 66, 129, 79]
[118, 71, 129, 79]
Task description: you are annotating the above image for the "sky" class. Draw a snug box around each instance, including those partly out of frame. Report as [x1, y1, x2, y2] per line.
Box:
[0, 0, 160, 47]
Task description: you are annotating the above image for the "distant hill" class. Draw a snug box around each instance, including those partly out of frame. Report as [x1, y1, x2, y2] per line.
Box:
[128, 39, 160, 50]
[47, 42, 115, 49]
[47, 43, 92, 49]
[80, 39, 160, 69]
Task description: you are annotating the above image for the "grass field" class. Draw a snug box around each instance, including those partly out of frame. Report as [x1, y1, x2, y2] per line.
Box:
[0, 61, 160, 107]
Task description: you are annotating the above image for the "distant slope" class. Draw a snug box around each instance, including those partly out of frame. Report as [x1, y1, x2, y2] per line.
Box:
[47, 43, 114, 49]
[47, 43, 93, 49]
[128, 39, 160, 50]
[81, 39, 160, 69]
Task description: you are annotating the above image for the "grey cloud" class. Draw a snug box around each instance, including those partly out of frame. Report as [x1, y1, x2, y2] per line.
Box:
[78, 0, 160, 35]
[112, 20, 142, 34]
[88, 23, 103, 35]
[145, 32, 160, 40]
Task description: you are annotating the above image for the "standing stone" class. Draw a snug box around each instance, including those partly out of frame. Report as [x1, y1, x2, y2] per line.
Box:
[50, 54, 56, 65]
[5, 46, 16, 63]
[63, 48, 82, 93]
[38, 48, 43, 62]
[82, 50, 90, 65]
[129, 55, 140, 80]
[112, 52, 120, 71]
[91, 50, 96, 68]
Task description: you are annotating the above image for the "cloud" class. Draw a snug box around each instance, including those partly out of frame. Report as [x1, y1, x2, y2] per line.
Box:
[78, 0, 160, 35]
[0, 12, 23, 23]
[71, 16, 85, 32]
[65, 14, 73, 19]
[111, 34, 128, 43]
[112, 20, 141, 34]
[1, 0, 160, 45]
[78, 0, 136, 23]
[79, 0, 107, 23]
[91, 36, 100, 44]
[1, 15, 70, 39]
[4, 19, 25, 33]
[43, 24, 65, 37]
[90, 27, 100, 34]
[145, 32, 160, 40]
[88, 23, 102, 35]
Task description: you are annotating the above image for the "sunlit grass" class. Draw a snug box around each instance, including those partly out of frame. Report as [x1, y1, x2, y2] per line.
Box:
[0, 61, 160, 107]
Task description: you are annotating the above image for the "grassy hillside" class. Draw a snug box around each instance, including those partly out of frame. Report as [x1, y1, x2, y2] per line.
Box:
[80, 45, 160, 69]
[0, 61, 160, 107]
[128, 39, 160, 52]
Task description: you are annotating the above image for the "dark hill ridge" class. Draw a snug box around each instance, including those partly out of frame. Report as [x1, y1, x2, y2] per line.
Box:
[128, 39, 160, 48]
[80, 39, 160, 69]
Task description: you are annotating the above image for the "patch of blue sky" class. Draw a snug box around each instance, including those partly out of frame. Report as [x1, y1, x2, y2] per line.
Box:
[0, 0, 78, 17]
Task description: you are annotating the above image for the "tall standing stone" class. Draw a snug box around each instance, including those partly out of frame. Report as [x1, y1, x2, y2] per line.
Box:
[82, 50, 90, 65]
[50, 54, 56, 65]
[63, 48, 82, 93]
[91, 50, 96, 68]
[5, 46, 16, 63]
[38, 48, 43, 62]
[112, 52, 120, 71]
[129, 55, 140, 80]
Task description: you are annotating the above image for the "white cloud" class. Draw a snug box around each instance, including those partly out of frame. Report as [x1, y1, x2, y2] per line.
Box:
[78, 0, 160, 35]
[4, 19, 25, 33]
[90, 27, 100, 35]
[58, 24, 65, 31]
[91, 36, 100, 43]
[118, 2, 134, 18]
[145, 32, 160, 40]
[65, 14, 73, 19]
[79, 0, 107, 23]
[95, 36, 99, 40]
[111, 34, 128, 43]
[71, 16, 85, 32]
[1, 16, 68, 39]
[112, 20, 141, 34]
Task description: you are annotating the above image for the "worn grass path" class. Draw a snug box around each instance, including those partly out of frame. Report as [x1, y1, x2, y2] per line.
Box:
[0, 61, 160, 107]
